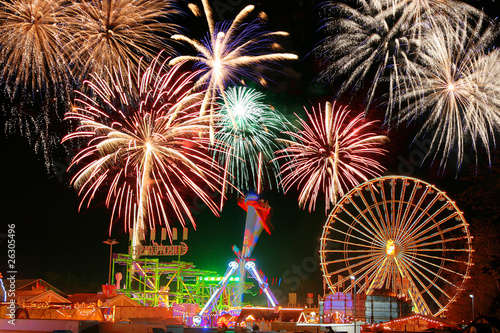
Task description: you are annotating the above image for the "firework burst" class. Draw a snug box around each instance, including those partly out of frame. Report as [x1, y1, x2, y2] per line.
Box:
[275, 101, 388, 213]
[315, 0, 484, 114]
[0, 0, 73, 171]
[393, 18, 500, 171]
[66, 0, 180, 86]
[211, 86, 291, 198]
[169, 0, 297, 122]
[62, 55, 225, 251]
[0, 0, 71, 95]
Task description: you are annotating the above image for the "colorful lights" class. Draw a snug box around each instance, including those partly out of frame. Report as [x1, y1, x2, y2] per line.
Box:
[244, 261, 279, 308]
[201, 276, 240, 282]
[198, 261, 240, 316]
[0, 275, 5, 302]
[386, 240, 396, 256]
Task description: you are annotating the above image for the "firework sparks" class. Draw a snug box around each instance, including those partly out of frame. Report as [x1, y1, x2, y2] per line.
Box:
[62, 55, 225, 252]
[0, 0, 71, 94]
[66, 0, 180, 85]
[315, 0, 484, 114]
[169, 0, 297, 121]
[393, 17, 500, 171]
[0, 0, 73, 171]
[211, 86, 291, 198]
[275, 101, 388, 213]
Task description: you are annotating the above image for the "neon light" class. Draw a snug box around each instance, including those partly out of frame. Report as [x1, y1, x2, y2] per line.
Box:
[245, 194, 259, 202]
[199, 261, 239, 316]
[244, 261, 279, 307]
[0, 278, 5, 302]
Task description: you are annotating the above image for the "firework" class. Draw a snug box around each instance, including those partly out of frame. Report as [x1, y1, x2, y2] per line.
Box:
[66, 0, 180, 86]
[275, 101, 388, 213]
[0, 0, 71, 94]
[393, 18, 500, 171]
[62, 55, 225, 252]
[211, 86, 291, 197]
[315, 0, 484, 114]
[0, 0, 73, 171]
[169, 0, 297, 121]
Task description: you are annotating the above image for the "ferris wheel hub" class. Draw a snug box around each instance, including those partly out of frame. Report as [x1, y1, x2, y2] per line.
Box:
[386, 239, 398, 256]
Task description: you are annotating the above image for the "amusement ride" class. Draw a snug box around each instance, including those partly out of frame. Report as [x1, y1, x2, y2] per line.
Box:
[320, 176, 473, 317]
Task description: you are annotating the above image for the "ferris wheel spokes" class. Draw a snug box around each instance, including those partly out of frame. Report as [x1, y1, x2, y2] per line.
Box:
[411, 254, 466, 282]
[355, 189, 390, 239]
[395, 258, 432, 315]
[397, 256, 447, 311]
[322, 252, 382, 270]
[341, 197, 388, 244]
[323, 254, 388, 294]
[320, 176, 473, 316]
[324, 228, 378, 249]
[400, 254, 453, 297]
[328, 213, 386, 247]
[347, 193, 388, 240]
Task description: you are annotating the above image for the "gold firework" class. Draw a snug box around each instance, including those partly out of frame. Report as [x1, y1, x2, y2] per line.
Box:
[65, 0, 180, 86]
[0, 0, 71, 94]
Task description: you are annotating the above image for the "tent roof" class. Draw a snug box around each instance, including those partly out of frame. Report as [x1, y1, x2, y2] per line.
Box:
[364, 313, 461, 331]
[15, 279, 67, 296]
[473, 317, 500, 329]
[17, 289, 71, 304]
[67, 293, 140, 307]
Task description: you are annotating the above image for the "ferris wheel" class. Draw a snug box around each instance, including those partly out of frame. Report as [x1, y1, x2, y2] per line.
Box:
[320, 176, 473, 316]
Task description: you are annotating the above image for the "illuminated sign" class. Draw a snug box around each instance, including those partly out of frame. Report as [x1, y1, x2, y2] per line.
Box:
[133, 242, 188, 256]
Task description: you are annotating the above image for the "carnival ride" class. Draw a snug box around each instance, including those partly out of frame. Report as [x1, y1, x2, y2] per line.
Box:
[109, 228, 247, 309]
[197, 195, 280, 322]
[320, 176, 473, 317]
[112, 253, 213, 307]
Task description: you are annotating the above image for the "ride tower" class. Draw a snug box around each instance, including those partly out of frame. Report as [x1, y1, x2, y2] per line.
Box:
[197, 194, 279, 321]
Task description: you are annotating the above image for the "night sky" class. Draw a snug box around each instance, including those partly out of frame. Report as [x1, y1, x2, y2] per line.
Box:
[0, 0, 499, 309]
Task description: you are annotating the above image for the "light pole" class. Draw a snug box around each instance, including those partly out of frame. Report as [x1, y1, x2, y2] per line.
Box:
[103, 239, 119, 286]
[351, 276, 356, 333]
[469, 294, 474, 322]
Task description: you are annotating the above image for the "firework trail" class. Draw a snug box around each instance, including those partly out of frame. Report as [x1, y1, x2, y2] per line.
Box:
[169, 0, 297, 125]
[211, 86, 291, 199]
[62, 55, 226, 253]
[393, 16, 500, 171]
[275, 101, 388, 213]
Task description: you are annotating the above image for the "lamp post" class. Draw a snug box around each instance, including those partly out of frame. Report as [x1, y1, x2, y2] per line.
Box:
[351, 276, 356, 333]
[469, 294, 474, 322]
[103, 239, 119, 286]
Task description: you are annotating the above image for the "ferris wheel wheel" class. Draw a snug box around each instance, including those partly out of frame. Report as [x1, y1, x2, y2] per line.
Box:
[319, 176, 473, 316]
